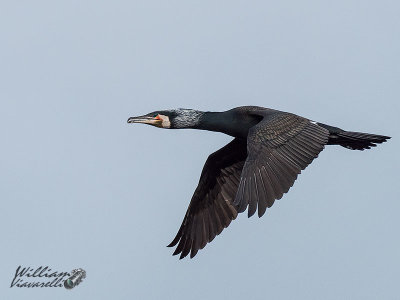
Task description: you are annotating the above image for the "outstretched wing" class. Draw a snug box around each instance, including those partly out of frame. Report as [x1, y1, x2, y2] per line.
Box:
[234, 110, 329, 217]
[168, 138, 247, 259]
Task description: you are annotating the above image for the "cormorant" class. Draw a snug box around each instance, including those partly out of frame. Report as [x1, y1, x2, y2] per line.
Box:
[127, 106, 390, 259]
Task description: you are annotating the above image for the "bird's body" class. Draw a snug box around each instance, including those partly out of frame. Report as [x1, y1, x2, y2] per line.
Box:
[128, 106, 390, 259]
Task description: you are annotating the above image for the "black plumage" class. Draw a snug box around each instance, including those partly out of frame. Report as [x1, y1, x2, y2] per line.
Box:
[127, 106, 390, 259]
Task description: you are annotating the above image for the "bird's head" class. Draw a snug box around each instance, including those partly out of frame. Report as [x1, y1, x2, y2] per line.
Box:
[127, 109, 203, 129]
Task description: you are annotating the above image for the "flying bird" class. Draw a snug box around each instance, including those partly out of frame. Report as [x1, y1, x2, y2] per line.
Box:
[127, 106, 390, 259]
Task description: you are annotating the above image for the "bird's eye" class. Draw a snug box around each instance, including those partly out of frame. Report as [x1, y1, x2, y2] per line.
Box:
[153, 114, 162, 120]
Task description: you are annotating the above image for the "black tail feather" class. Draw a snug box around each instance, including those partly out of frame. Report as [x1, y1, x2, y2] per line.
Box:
[316, 122, 390, 151]
[331, 131, 390, 150]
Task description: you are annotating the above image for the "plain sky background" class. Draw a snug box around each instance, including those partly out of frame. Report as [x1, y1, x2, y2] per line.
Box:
[1, 1, 399, 299]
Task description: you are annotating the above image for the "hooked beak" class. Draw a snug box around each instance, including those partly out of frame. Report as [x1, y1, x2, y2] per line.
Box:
[127, 115, 162, 126]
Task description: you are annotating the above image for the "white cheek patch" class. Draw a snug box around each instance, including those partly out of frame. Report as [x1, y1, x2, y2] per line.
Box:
[160, 115, 171, 128]
[310, 121, 317, 125]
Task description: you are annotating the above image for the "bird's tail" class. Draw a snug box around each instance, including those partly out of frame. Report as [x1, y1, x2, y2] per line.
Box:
[317, 123, 391, 150]
[333, 131, 390, 150]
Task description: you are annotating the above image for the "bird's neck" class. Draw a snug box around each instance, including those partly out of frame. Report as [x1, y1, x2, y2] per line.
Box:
[194, 111, 258, 138]
[195, 112, 229, 132]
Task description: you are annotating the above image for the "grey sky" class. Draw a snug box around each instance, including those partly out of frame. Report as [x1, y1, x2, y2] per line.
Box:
[1, 1, 399, 299]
